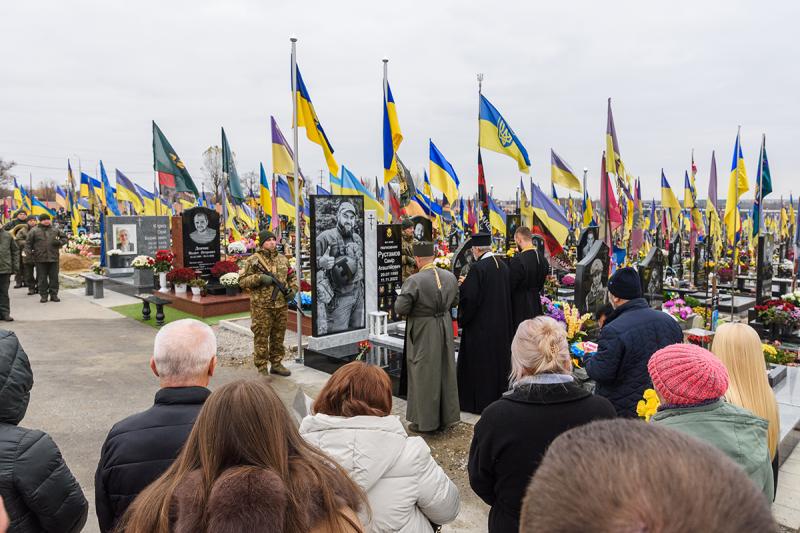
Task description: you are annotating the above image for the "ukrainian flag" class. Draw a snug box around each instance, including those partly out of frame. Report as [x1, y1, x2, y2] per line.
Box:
[316, 185, 330, 196]
[429, 141, 460, 204]
[222, 192, 242, 241]
[582, 187, 594, 227]
[31, 196, 55, 217]
[478, 95, 530, 173]
[275, 176, 295, 220]
[67, 161, 80, 234]
[519, 178, 533, 227]
[55, 186, 68, 210]
[488, 195, 506, 236]
[725, 130, 749, 244]
[237, 202, 258, 230]
[383, 82, 403, 184]
[259, 163, 272, 214]
[341, 166, 385, 220]
[531, 182, 570, 254]
[550, 149, 582, 192]
[136, 184, 157, 216]
[79, 173, 91, 199]
[100, 161, 121, 216]
[660, 171, 681, 231]
[115, 170, 144, 214]
[295, 66, 339, 177]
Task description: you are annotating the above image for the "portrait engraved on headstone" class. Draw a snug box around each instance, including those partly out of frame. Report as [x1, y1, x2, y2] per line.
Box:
[574, 240, 609, 316]
[577, 227, 599, 263]
[639, 246, 665, 307]
[181, 207, 220, 278]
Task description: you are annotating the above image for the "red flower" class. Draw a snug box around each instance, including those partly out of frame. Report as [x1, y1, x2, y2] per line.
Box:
[211, 260, 239, 277]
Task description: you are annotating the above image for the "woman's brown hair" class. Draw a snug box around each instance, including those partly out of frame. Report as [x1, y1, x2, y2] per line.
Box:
[313, 361, 392, 417]
[117, 379, 367, 533]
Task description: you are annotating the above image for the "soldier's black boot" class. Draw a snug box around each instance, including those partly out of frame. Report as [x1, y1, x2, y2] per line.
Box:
[50, 294, 60, 302]
[40, 296, 48, 303]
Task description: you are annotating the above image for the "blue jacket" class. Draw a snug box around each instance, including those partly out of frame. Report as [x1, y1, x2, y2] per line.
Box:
[584, 298, 683, 417]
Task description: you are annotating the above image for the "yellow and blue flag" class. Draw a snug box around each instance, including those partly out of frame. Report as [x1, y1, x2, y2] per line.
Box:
[316, 184, 330, 196]
[294, 66, 338, 177]
[100, 161, 121, 216]
[55, 186, 68, 210]
[259, 163, 272, 214]
[488, 195, 506, 236]
[275, 176, 295, 220]
[660, 171, 681, 231]
[31, 196, 55, 217]
[530, 182, 570, 255]
[606, 98, 623, 176]
[582, 186, 594, 227]
[383, 82, 403, 184]
[550, 149, 582, 192]
[115, 170, 144, 214]
[136, 184, 157, 216]
[479, 95, 530, 172]
[725, 131, 749, 244]
[341, 166, 385, 220]
[429, 140, 460, 204]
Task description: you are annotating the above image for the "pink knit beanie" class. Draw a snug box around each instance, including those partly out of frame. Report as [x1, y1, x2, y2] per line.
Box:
[647, 343, 729, 406]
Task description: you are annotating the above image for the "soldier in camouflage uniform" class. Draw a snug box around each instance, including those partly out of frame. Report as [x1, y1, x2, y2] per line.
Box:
[315, 201, 364, 335]
[401, 218, 417, 280]
[239, 230, 298, 377]
[15, 216, 38, 295]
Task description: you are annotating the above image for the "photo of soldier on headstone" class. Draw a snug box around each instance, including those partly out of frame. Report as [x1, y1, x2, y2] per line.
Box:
[311, 195, 366, 337]
[189, 210, 216, 245]
[577, 227, 599, 262]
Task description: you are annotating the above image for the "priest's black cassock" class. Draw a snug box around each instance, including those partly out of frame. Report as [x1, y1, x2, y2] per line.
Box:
[509, 245, 547, 332]
[457, 250, 513, 414]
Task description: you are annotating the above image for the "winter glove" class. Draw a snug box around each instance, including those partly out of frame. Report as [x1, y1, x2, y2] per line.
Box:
[260, 274, 274, 287]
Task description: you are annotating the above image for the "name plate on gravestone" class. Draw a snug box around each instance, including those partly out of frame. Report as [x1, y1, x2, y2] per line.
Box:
[574, 240, 610, 316]
[756, 234, 774, 304]
[181, 207, 221, 278]
[377, 224, 402, 321]
[105, 216, 171, 269]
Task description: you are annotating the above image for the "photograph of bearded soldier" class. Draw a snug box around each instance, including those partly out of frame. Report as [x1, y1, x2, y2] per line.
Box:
[313, 198, 365, 336]
[239, 229, 298, 376]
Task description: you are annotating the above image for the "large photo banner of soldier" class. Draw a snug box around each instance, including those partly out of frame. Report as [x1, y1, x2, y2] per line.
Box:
[310, 195, 366, 337]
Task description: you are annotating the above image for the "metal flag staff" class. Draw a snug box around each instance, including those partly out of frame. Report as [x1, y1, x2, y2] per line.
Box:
[290, 35, 304, 363]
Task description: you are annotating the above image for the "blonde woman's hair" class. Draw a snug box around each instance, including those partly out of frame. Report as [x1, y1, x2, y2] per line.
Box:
[712, 323, 780, 458]
[510, 316, 571, 384]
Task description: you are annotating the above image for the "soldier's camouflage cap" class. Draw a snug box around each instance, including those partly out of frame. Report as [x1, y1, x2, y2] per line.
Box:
[338, 201, 356, 216]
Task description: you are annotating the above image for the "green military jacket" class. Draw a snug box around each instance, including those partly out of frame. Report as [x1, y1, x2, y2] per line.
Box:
[401, 233, 417, 280]
[239, 248, 299, 309]
[15, 225, 33, 264]
[0, 230, 19, 275]
[25, 224, 67, 263]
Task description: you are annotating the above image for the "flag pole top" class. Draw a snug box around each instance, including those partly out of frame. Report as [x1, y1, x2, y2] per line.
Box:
[382, 57, 389, 63]
[583, 167, 588, 172]
[289, 35, 297, 42]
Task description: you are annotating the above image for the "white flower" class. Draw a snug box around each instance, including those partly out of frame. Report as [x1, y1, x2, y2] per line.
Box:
[107, 249, 121, 256]
[227, 241, 247, 254]
[220, 272, 240, 287]
[131, 255, 154, 269]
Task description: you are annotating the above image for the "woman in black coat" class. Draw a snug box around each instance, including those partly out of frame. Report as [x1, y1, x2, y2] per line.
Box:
[0, 330, 88, 533]
[468, 316, 616, 533]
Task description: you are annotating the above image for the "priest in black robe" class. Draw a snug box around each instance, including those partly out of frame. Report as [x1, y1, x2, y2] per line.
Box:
[457, 233, 513, 414]
[509, 226, 547, 332]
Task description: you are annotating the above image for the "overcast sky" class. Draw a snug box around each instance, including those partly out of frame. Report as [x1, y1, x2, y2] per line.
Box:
[2, 0, 799, 202]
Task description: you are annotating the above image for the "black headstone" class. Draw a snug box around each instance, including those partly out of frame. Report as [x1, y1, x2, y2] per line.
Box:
[574, 240, 610, 315]
[410, 216, 432, 243]
[577, 227, 599, 263]
[181, 207, 221, 278]
[756, 234, 775, 304]
[377, 224, 402, 321]
[693, 241, 708, 288]
[451, 237, 476, 280]
[447, 230, 460, 251]
[506, 214, 521, 250]
[105, 216, 171, 269]
[668, 235, 683, 279]
[639, 246, 664, 306]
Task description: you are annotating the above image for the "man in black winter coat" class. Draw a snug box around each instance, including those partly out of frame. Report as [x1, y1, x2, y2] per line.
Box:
[95, 319, 217, 532]
[508, 227, 547, 332]
[584, 267, 683, 417]
[0, 330, 88, 533]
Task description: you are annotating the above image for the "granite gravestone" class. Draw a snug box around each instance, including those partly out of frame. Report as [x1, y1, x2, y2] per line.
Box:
[693, 241, 708, 288]
[574, 240, 610, 316]
[451, 237, 476, 280]
[506, 214, 521, 250]
[577, 227, 599, 263]
[410, 216, 432, 243]
[377, 224, 402, 322]
[756, 234, 775, 304]
[448, 230, 460, 251]
[105, 216, 171, 274]
[639, 246, 664, 306]
[181, 207, 221, 278]
[668, 235, 683, 279]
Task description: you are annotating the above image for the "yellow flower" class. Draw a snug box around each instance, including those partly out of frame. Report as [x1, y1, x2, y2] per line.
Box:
[638, 388, 660, 422]
[763, 344, 778, 356]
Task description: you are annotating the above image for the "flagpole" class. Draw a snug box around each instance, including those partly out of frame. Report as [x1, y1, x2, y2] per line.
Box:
[290, 35, 303, 363]
[758, 133, 765, 238]
[731, 125, 742, 321]
[382, 57, 390, 223]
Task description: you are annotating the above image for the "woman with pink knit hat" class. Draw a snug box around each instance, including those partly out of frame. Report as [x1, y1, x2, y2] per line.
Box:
[648, 343, 774, 501]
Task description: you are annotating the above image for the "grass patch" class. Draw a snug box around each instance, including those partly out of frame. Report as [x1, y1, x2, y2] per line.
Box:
[110, 303, 249, 327]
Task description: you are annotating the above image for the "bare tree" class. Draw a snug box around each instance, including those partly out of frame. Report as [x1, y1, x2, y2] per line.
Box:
[242, 170, 257, 197]
[34, 179, 57, 201]
[0, 158, 16, 195]
[202, 146, 223, 200]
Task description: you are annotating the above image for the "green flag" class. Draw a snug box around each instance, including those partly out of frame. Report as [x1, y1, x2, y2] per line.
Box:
[152, 121, 198, 197]
[221, 127, 245, 203]
[752, 136, 772, 236]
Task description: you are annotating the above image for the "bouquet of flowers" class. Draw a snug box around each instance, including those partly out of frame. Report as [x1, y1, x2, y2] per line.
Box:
[782, 291, 800, 306]
[355, 340, 371, 361]
[107, 249, 121, 256]
[91, 263, 104, 276]
[561, 273, 575, 287]
[562, 302, 592, 342]
[189, 278, 208, 288]
[227, 241, 247, 254]
[541, 296, 565, 323]
[153, 250, 175, 273]
[433, 254, 452, 269]
[300, 291, 312, 309]
[636, 389, 660, 422]
[662, 297, 694, 321]
[211, 260, 239, 278]
[131, 255, 155, 270]
[763, 341, 798, 365]
[166, 267, 197, 284]
[756, 299, 800, 329]
[219, 272, 240, 287]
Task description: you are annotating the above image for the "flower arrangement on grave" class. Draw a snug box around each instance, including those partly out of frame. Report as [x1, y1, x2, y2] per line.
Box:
[569, 341, 597, 368]
[153, 250, 174, 273]
[778, 260, 794, 279]
[300, 279, 312, 292]
[188, 278, 208, 288]
[107, 249, 121, 256]
[300, 291, 312, 310]
[662, 297, 695, 321]
[355, 340, 371, 361]
[433, 254, 452, 269]
[227, 241, 247, 255]
[544, 275, 560, 298]
[781, 291, 800, 306]
[692, 306, 712, 328]
[763, 341, 797, 366]
[718, 266, 734, 283]
[687, 333, 713, 347]
[636, 389, 660, 422]
[756, 299, 800, 330]
[211, 260, 239, 278]
[166, 267, 197, 284]
[131, 255, 155, 270]
[65, 235, 96, 257]
[563, 302, 592, 342]
[541, 296, 565, 323]
[91, 263, 104, 276]
[219, 272, 240, 287]
[561, 273, 575, 287]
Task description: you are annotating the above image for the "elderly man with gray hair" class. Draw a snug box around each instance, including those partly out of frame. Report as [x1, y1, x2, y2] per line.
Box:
[94, 319, 217, 533]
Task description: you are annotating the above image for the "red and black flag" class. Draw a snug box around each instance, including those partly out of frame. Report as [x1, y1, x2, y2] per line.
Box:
[152, 121, 198, 199]
[477, 149, 490, 233]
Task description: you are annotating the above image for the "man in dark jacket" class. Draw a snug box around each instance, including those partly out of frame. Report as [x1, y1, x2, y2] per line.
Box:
[95, 319, 217, 533]
[584, 267, 683, 417]
[24, 214, 67, 303]
[0, 227, 18, 322]
[4, 210, 26, 289]
[0, 330, 88, 532]
[15, 217, 37, 296]
[509, 227, 546, 332]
